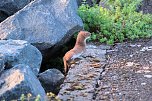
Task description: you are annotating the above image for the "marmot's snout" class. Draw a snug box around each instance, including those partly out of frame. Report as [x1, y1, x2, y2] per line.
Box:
[80, 31, 91, 40]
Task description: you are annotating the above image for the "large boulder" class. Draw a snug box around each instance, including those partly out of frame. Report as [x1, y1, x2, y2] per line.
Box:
[0, 0, 32, 22]
[0, 0, 83, 51]
[0, 40, 42, 75]
[0, 64, 46, 101]
[38, 69, 65, 94]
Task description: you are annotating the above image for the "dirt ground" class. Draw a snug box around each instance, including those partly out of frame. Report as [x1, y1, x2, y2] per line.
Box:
[96, 39, 152, 101]
[58, 39, 152, 101]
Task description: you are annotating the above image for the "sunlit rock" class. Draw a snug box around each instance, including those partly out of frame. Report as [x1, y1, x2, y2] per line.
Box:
[0, 64, 46, 101]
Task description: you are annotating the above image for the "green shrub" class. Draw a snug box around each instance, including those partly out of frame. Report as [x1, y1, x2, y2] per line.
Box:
[78, 0, 152, 45]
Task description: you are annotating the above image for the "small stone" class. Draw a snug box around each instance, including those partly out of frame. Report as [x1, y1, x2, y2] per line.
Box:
[144, 70, 151, 73]
[130, 44, 136, 47]
[101, 85, 109, 89]
[119, 93, 122, 95]
[130, 54, 133, 57]
[144, 75, 152, 78]
[126, 62, 134, 67]
[107, 50, 116, 52]
[105, 92, 110, 94]
[102, 72, 106, 76]
[100, 95, 109, 100]
[143, 66, 149, 70]
[141, 83, 146, 85]
[137, 45, 141, 47]
[136, 70, 151, 73]
[140, 46, 152, 51]
[63, 91, 70, 94]
[140, 47, 147, 52]
[149, 61, 152, 64]
[80, 93, 88, 97]
[148, 46, 152, 49]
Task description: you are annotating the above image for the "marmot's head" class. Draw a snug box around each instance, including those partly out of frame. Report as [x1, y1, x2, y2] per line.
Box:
[78, 31, 91, 40]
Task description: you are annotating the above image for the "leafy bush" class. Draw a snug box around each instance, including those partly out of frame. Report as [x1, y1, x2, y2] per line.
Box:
[78, 0, 152, 45]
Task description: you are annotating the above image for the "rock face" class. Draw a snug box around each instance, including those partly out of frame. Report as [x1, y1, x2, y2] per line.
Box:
[0, 64, 46, 101]
[38, 69, 65, 94]
[0, 0, 32, 22]
[0, 40, 42, 75]
[0, 0, 83, 50]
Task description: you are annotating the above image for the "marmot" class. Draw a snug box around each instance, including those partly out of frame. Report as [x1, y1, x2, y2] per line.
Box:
[63, 31, 91, 74]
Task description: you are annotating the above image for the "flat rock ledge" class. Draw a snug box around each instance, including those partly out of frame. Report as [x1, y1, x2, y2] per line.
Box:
[58, 44, 110, 101]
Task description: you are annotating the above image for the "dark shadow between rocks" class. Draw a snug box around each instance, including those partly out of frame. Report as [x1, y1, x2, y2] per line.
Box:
[40, 37, 76, 74]
[0, 10, 9, 22]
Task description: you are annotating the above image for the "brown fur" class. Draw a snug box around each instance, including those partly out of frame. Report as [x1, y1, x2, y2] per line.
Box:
[63, 31, 91, 74]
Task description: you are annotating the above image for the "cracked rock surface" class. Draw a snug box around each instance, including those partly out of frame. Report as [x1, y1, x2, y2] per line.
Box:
[58, 43, 109, 101]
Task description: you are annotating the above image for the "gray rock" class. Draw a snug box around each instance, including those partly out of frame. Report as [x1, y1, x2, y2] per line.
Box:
[0, 0, 83, 50]
[138, 0, 152, 14]
[0, 40, 42, 75]
[0, 0, 32, 22]
[0, 64, 46, 101]
[77, 0, 100, 6]
[38, 69, 64, 94]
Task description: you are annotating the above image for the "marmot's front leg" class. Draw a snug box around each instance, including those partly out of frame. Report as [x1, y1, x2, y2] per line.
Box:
[63, 57, 70, 74]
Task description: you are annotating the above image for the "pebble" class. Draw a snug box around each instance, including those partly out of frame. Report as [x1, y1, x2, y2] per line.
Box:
[141, 83, 146, 85]
[126, 62, 134, 66]
[144, 75, 152, 78]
